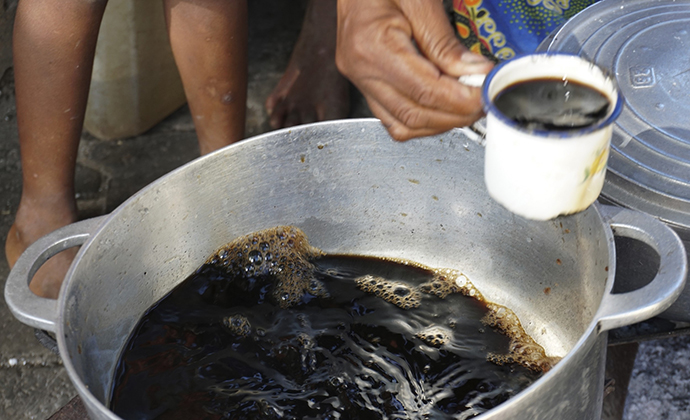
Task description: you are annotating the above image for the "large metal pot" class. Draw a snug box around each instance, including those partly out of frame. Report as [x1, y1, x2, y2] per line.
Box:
[5, 119, 687, 420]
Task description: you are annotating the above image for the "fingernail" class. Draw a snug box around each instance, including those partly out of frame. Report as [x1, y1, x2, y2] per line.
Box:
[461, 52, 489, 63]
[458, 74, 486, 87]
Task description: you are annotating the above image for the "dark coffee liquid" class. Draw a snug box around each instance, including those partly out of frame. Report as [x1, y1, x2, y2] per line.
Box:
[110, 227, 552, 420]
[493, 78, 610, 131]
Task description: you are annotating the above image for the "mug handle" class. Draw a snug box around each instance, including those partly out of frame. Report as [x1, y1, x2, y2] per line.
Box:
[595, 205, 688, 332]
[4, 216, 107, 333]
[451, 121, 488, 147]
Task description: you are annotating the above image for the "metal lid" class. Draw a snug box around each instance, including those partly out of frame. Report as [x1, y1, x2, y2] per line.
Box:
[540, 0, 690, 229]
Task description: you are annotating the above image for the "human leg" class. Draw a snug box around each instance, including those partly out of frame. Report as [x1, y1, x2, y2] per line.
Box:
[265, 0, 349, 129]
[6, 0, 108, 298]
[163, 0, 248, 155]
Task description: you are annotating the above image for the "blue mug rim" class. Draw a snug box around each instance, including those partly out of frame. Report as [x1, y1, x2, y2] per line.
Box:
[481, 52, 624, 138]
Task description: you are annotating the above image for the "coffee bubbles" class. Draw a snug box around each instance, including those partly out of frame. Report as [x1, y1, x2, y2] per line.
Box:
[355, 275, 422, 309]
[207, 226, 325, 308]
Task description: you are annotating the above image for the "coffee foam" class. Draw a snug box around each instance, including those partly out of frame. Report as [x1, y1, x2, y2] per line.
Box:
[206, 226, 324, 308]
[223, 314, 251, 337]
[355, 275, 422, 310]
[208, 226, 558, 372]
[353, 260, 558, 373]
[416, 326, 451, 347]
[483, 303, 560, 372]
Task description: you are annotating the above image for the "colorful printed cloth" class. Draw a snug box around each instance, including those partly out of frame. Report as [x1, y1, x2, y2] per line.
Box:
[453, 0, 597, 61]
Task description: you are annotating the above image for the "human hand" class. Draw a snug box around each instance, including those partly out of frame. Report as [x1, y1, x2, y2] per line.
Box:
[336, 0, 494, 140]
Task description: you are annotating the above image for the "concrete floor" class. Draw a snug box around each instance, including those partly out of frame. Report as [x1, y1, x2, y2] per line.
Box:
[0, 1, 689, 419]
[626, 336, 690, 420]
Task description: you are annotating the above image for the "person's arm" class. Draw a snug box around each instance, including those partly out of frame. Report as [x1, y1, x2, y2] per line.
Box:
[336, 0, 494, 140]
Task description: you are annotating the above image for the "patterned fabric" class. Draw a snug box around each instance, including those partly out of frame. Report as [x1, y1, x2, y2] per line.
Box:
[453, 0, 597, 61]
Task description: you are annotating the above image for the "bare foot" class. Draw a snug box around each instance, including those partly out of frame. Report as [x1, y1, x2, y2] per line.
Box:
[265, 0, 350, 129]
[5, 198, 79, 299]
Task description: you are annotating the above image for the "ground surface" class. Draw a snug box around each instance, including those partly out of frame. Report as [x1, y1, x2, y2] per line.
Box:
[0, 1, 689, 419]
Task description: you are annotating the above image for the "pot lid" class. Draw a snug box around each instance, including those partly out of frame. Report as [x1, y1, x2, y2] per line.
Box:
[539, 0, 690, 229]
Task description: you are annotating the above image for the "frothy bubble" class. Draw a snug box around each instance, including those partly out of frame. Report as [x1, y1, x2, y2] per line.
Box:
[354, 275, 422, 309]
[416, 326, 451, 347]
[206, 226, 324, 308]
[223, 314, 251, 337]
[483, 302, 560, 372]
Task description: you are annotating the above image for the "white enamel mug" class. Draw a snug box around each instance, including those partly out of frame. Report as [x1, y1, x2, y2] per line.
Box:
[481, 53, 623, 220]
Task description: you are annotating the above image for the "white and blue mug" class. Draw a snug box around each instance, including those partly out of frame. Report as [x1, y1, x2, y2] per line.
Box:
[481, 53, 623, 220]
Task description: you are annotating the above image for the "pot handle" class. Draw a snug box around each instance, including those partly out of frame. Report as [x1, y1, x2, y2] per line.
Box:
[4, 216, 107, 333]
[595, 206, 688, 332]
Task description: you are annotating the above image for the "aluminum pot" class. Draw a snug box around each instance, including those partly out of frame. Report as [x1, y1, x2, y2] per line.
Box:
[5, 119, 687, 420]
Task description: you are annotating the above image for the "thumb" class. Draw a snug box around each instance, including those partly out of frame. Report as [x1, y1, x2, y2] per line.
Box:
[400, 0, 493, 76]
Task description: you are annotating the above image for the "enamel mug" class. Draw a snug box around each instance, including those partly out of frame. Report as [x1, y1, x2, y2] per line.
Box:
[481, 53, 623, 220]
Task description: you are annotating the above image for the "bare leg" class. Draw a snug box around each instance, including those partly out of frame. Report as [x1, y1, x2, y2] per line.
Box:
[6, 0, 108, 299]
[265, 0, 349, 129]
[164, 0, 248, 154]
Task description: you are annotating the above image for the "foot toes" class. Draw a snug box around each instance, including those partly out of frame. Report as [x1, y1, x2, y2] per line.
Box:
[265, 93, 281, 116]
[269, 102, 288, 129]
